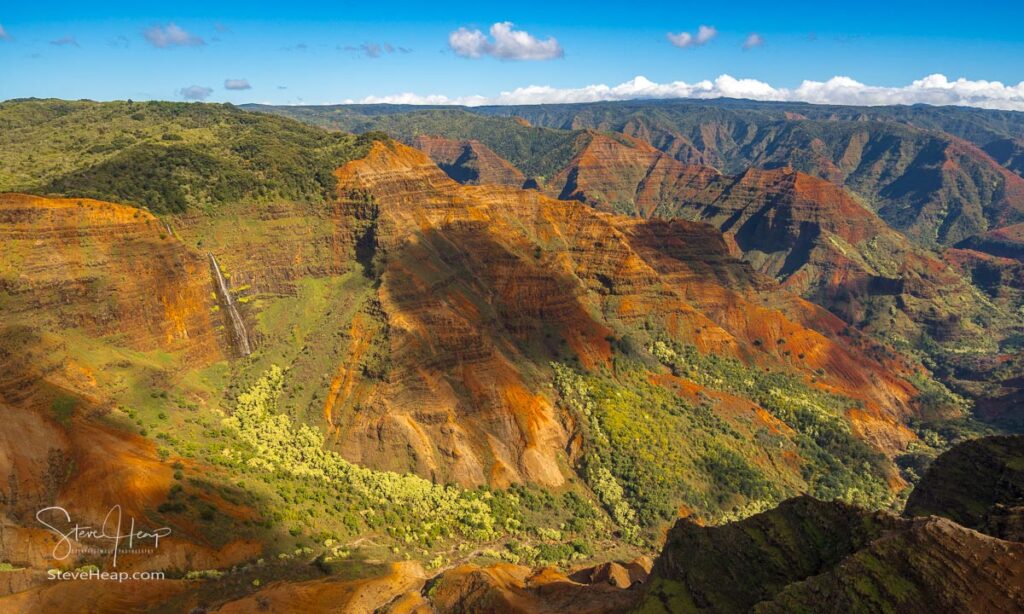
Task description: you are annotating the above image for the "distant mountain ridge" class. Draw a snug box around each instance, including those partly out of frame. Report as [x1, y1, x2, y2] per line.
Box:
[247, 98, 1024, 249]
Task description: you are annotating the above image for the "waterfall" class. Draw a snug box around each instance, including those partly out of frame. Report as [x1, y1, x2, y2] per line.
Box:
[208, 253, 252, 357]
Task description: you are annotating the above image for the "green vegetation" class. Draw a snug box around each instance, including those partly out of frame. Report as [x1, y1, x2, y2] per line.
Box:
[50, 393, 77, 424]
[0, 99, 384, 213]
[552, 363, 641, 540]
[221, 365, 500, 542]
[554, 362, 784, 539]
[648, 340, 894, 508]
[246, 105, 584, 180]
[131, 358, 627, 568]
[552, 334, 901, 541]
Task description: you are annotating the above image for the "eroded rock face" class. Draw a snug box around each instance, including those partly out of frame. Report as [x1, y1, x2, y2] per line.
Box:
[644, 495, 1024, 614]
[754, 516, 1024, 614]
[647, 496, 901, 612]
[322, 141, 922, 488]
[169, 199, 354, 298]
[216, 561, 428, 614]
[904, 435, 1024, 535]
[496, 105, 1024, 248]
[414, 135, 526, 188]
[546, 134, 999, 370]
[425, 563, 642, 614]
[0, 194, 223, 361]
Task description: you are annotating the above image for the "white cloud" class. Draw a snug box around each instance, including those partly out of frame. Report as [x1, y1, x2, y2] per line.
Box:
[667, 25, 717, 49]
[449, 22, 563, 60]
[144, 23, 204, 48]
[224, 78, 252, 90]
[0, 24, 11, 41]
[351, 74, 1024, 112]
[180, 85, 213, 100]
[743, 33, 764, 50]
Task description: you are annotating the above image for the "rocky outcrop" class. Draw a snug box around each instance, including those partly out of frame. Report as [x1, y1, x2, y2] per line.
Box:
[480, 101, 1024, 248]
[646, 496, 900, 612]
[0, 193, 224, 361]
[414, 135, 526, 187]
[546, 134, 1002, 386]
[904, 435, 1024, 536]
[956, 222, 1024, 261]
[642, 495, 1024, 613]
[754, 516, 1024, 613]
[323, 141, 923, 489]
[424, 563, 643, 613]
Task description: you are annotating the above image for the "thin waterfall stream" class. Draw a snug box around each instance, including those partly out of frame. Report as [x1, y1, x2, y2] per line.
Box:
[208, 253, 252, 357]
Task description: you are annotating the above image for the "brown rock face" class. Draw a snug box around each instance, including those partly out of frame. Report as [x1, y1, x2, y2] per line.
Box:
[496, 104, 1024, 247]
[168, 198, 354, 298]
[956, 221, 1024, 261]
[756, 516, 1024, 613]
[0, 193, 223, 361]
[426, 563, 642, 613]
[322, 141, 921, 488]
[569, 557, 652, 589]
[414, 135, 526, 187]
[645, 495, 1024, 614]
[904, 435, 1024, 534]
[547, 134, 996, 360]
[215, 561, 428, 614]
[0, 193, 266, 593]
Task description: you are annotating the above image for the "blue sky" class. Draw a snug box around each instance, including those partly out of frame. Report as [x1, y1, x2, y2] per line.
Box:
[2, 1, 1023, 108]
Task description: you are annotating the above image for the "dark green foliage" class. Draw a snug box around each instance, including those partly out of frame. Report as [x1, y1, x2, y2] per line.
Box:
[697, 444, 774, 503]
[0, 99, 382, 212]
[50, 394, 77, 424]
[245, 105, 583, 180]
[554, 362, 779, 536]
[47, 144, 247, 213]
[650, 340, 893, 508]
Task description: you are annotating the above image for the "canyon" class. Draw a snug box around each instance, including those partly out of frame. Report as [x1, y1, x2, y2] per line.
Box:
[0, 98, 1021, 612]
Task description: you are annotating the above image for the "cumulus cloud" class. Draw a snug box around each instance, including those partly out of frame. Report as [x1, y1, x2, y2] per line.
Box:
[145, 23, 204, 48]
[224, 78, 251, 90]
[667, 25, 717, 49]
[50, 36, 79, 47]
[353, 74, 1024, 112]
[743, 33, 764, 50]
[0, 24, 11, 41]
[449, 22, 563, 60]
[180, 85, 213, 100]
